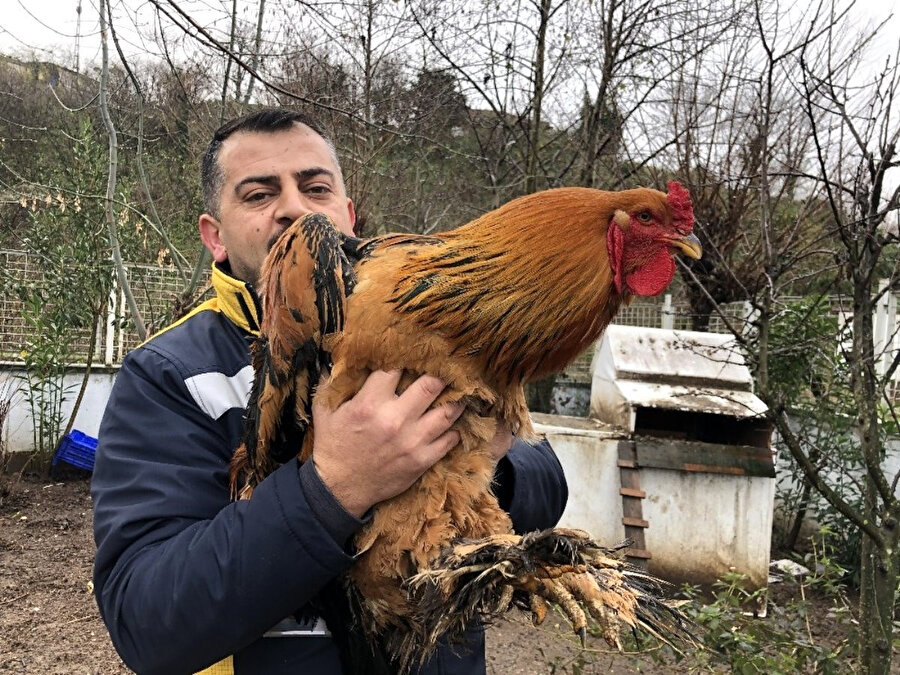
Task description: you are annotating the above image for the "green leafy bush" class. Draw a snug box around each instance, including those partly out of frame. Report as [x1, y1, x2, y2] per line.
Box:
[672, 540, 852, 673]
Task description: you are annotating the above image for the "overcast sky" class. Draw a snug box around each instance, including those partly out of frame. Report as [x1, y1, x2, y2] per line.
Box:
[2, 1, 897, 217]
[2, 0, 897, 72]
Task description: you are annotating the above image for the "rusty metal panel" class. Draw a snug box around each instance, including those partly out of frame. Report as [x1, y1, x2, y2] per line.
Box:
[597, 325, 754, 389]
[616, 381, 767, 419]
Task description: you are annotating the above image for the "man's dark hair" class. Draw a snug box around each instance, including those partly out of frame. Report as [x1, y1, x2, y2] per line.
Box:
[201, 108, 338, 217]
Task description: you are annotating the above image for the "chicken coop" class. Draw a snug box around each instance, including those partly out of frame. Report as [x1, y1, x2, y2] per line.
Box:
[536, 325, 774, 600]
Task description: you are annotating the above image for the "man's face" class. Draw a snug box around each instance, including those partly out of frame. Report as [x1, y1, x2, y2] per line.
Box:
[199, 123, 356, 287]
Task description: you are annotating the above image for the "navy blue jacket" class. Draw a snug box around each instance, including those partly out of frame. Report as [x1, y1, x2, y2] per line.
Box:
[92, 264, 568, 675]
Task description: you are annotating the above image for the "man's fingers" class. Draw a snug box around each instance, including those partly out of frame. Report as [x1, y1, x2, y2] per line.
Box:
[417, 401, 465, 445]
[355, 369, 403, 401]
[396, 373, 450, 420]
[421, 428, 462, 468]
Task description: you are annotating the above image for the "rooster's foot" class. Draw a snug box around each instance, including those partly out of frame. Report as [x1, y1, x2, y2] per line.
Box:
[408, 528, 692, 651]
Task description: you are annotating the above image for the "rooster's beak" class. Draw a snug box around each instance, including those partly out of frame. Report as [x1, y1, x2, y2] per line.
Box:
[672, 232, 702, 259]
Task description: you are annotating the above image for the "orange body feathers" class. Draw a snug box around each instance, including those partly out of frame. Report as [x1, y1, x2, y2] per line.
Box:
[231, 183, 701, 670]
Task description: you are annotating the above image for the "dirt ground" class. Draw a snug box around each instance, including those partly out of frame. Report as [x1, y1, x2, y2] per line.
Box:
[0, 474, 860, 674]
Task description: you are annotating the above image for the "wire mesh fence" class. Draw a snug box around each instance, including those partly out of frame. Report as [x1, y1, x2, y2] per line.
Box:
[0, 250, 897, 395]
[119, 264, 213, 358]
[0, 250, 210, 365]
[0, 250, 36, 361]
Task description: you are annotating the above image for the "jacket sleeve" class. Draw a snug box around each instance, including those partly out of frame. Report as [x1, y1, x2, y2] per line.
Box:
[91, 348, 358, 675]
[494, 438, 568, 533]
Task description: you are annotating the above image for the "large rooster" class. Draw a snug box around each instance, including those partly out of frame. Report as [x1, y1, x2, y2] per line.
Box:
[231, 182, 702, 671]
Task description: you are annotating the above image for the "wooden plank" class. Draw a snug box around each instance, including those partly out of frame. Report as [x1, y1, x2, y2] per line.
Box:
[617, 440, 637, 461]
[625, 548, 652, 560]
[622, 517, 649, 528]
[621, 500, 644, 519]
[684, 463, 746, 475]
[634, 438, 775, 478]
[619, 469, 641, 490]
[619, 487, 646, 498]
[617, 440, 650, 569]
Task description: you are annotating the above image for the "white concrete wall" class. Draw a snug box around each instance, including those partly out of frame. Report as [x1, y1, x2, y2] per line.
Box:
[2, 367, 776, 589]
[2, 366, 118, 454]
[533, 418, 625, 545]
[535, 416, 775, 589]
[641, 469, 774, 588]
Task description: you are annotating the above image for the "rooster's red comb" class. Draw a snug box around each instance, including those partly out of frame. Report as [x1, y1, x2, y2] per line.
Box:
[666, 181, 694, 234]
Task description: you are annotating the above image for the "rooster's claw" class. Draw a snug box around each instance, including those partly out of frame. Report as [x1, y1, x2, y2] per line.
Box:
[408, 528, 694, 655]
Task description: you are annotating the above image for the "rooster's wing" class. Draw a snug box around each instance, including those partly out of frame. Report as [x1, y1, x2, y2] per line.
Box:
[231, 214, 356, 497]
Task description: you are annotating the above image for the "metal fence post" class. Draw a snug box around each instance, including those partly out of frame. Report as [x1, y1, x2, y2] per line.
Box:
[661, 294, 673, 330]
[117, 283, 126, 362]
[741, 301, 758, 339]
[874, 279, 895, 378]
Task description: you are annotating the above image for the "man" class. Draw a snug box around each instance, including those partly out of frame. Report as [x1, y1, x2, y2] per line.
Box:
[92, 108, 568, 674]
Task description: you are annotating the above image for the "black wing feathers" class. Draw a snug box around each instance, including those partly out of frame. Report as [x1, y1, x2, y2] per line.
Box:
[238, 214, 356, 488]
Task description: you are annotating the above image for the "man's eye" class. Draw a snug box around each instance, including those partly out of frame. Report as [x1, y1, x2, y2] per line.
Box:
[307, 185, 332, 195]
[246, 192, 270, 202]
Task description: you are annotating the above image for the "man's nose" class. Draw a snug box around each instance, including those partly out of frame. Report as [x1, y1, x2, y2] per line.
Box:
[275, 186, 312, 225]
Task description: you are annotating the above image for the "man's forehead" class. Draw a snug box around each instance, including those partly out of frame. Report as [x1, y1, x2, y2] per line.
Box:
[219, 124, 335, 180]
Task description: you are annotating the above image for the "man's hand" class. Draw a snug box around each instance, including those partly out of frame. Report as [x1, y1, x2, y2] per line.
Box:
[311, 370, 463, 518]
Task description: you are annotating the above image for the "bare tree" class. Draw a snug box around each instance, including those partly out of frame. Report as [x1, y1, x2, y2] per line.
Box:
[408, 0, 578, 202]
[794, 14, 900, 673]
[575, 0, 732, 189]
[678, 2, 900, 671]
[661, 1, 837, 329]
[99, 0, 147, 340]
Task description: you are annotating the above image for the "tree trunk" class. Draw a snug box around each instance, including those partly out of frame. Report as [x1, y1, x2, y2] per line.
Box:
[858, 513, 897, 674]
[242, 0, 267, 106]
[99, 0, 146, 341]
[47, 307, 101, 479]
[851, 276, 896, 673]
[784, 478, 813, 550]
[61, 307, 101, 440]
[525, 0, 551, 195]
[783, 440, 826, 550]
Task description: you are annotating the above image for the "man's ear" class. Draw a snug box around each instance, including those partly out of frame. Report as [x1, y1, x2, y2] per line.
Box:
[347, 199, 357, 231]
[199, 213, 228, 263]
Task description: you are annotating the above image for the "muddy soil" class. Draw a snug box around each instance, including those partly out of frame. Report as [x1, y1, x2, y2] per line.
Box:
[0, 475, 861, 674]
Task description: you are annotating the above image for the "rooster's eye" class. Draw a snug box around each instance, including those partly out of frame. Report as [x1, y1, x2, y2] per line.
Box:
[637, 211, 652, 222]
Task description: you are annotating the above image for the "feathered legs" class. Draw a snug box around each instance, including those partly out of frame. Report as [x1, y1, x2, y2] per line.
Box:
[408, 528, 691, 656]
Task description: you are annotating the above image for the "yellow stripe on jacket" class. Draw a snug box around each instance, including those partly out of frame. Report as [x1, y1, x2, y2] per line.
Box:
[195, 655, 233, 675]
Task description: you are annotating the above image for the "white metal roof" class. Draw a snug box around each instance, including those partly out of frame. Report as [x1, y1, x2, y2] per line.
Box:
[595, 324, 754, 390]
[590, 325, 767, 430]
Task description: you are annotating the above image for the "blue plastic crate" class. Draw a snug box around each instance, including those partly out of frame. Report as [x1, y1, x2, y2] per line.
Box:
[52, 430, 98, 472]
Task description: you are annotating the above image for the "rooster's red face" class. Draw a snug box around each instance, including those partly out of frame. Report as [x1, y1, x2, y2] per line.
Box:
[607, 181, 702, 297]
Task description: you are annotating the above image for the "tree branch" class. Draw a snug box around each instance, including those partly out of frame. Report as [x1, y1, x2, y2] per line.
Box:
[99, 0, 146, 341]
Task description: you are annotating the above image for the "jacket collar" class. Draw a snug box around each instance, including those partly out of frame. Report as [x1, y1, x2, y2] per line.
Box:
[211, 263, 263, 336]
